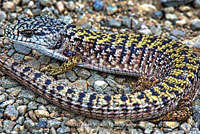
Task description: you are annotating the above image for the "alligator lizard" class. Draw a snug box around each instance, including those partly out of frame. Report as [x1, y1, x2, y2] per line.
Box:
[2, 16, 200, 121]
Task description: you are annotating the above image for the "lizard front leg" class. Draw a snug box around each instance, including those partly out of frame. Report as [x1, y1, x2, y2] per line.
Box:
[41, 55, 82, 75]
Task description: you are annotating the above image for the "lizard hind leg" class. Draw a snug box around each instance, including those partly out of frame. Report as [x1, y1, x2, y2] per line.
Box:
[150, 96, 192, 123]
[41, 55, 82, 75]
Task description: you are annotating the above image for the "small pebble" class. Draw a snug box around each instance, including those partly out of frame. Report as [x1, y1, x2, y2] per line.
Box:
[171, 30, 186, 37]
[180, 122, 192, 132]
[191, 21, 200, 30]
[3, 1, 15, 12]
[152, 11, 163, 19]
[34, 110, 50, 118]
[13, 43, 31, 55]
[107, 5, 118, 15]
[18, 90, 35, 101]
[65, 70, 78, 82]
[17, 105, 27, 115]
[13, 53, 24, 61]
[65, 119, 77, 127]
[164, 7, 175, 13]
[0, 94, 6, 103]
[194, 0, 200, 8]
[28, 110, 38, 122]
[0, 10, 6, 22]
[3, 120, 16, 133]
[163, 121, 180, 129]
[4, 105, 19, 120]
[104, 19, 121, 28]
[179, 6, 191, 12]
[65, 1, 75, 11]
[57, 126, 70, 134]
[93, 0, 104, 11]
[165, 13, 178, 21]
[38, 120, 47, 128]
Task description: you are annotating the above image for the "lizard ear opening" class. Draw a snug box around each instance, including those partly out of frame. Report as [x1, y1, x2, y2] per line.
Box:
[20, 29, 34, 38]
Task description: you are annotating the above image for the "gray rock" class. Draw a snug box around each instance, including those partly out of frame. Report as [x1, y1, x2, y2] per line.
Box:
[94, 80, 108, 91]
[6, 86, 22, 97]
[18, 89, 35, 101]
[194, 0, 200, 8]
[165, 13, 178, 20]
[3, 120, 16, 133]
[28, 101, 38, 110]
[100, 120, 114, 128]
[38, 56, 51, 65]
[104, 19, 121, 28]
[24, 118, 37, 130]
[153, 128, 164, 134]
[64, 70, 77, 82]
[93, 0, 104, 11]
[32, 9, 41, 16]
[167, 130, 185, 134]
[22, 0, 29, 5]
[38, 120, 47, 128]
[0, 109, 3, 118]
[59, 15, 73, 25]
[13, 53, 24, 61]
[171, 30, 186, 37]
[189, 128, 200, 134]
[7, 49, 15, 56]
[161, 0, 193, 7]
[122, 16, 132, 28]
[0, 99, 15, 108]
[65, 119, 77, 127]
[36, 97, 48, 105]
[17, 105, 27, 115]
[34, 110, 49, 118]
[164, 7, 175, 13]
[0, 10, 6, 22]
[152, 11, 163, 19]
[107, 5, 117, 15]
[2, 78, 19, 89]
[57, 126, 70, 134]
[163, 121, 180, 129]
[46, 105, 61, 113]
[86, 118, 100, 128]
[138, 121, 155, 129]
[192, 105, 200, 122]
[47, 119, 61, 128]
[105, 78, 118, 88]
[50, 127, 57, 134]
[145, 127, 153, 134]
[0, 94, 6, 103]
[13, 44, 31, 55]
[25, 59, 40, 69]
[88, 73, 104, 86]
[150, 25, 162, 36]
[4, 105, 19, 120]
[39, 0, 50, 6]
[180, 122, 192, 132]
[73, 67, 90, 79]
[16, 116, 25, 125]
[65, 1, 75, 11]
[32, 129, 44, 134]
[191, 21, 200, 30]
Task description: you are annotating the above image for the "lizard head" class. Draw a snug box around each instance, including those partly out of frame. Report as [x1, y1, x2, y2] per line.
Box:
[4, 16, 68, 53]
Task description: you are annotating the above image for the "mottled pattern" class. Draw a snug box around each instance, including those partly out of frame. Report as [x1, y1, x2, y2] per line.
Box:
[2, 16, 200, 121]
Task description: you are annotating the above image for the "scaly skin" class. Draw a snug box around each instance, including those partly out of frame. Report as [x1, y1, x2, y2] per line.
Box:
[2, 16, 200, 121]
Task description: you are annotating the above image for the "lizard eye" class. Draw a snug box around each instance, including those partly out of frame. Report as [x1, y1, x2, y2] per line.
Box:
[20, 29, 34, 37]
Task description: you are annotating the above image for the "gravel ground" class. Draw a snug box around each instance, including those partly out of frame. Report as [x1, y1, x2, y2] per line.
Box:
[0, 0, 200, 133]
